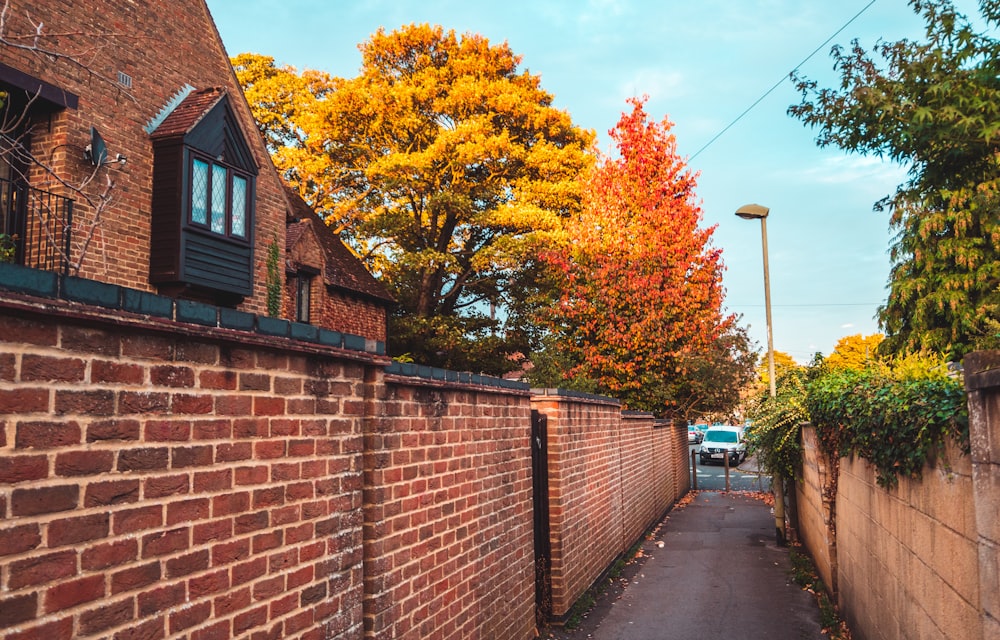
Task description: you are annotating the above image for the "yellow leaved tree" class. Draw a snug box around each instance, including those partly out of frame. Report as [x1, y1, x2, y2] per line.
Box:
[824, 333, 885, 371]
[233, 24, 594, 372]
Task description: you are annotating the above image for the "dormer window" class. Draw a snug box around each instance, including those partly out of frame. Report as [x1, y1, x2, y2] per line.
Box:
[149, 88, 257, 305]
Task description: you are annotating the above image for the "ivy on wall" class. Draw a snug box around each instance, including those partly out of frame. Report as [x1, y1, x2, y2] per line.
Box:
[805, 356, 968, 489]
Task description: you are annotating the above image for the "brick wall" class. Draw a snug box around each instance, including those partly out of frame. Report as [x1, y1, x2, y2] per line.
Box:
[533, 392, 688, 619]
[0, 282, 693, 639]
[0, 303, 373, 639]
[361, 379, 536, 639]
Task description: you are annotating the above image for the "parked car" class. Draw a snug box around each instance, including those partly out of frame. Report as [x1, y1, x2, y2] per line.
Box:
[698, 425, 746, 466]
[687, 424, 704, 444]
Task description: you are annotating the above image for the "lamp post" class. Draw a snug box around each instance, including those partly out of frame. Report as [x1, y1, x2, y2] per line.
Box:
[735, 203, 785, 545]
[735, 204, 775, 398]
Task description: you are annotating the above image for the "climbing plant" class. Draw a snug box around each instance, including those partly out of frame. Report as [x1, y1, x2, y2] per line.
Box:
[805, 354, 968, 489]
[265, 236, 281, 318]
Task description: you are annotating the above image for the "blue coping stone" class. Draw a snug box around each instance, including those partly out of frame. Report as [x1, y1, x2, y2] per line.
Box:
[219, 307, 256, 331]
[175, 299, 218, 326]
[446, 370, 459, 382]
[318, 328, 343, 348]
[471, 374, 484, 385]
[62, 275, 121, 308]
[121, 288, 173, 318]
[290, 322, 319, 342]
[400, 362, 418, 376]
[374, 341, 386, 355]
[0, 262, 58, 296]
[417, 365, 433, 378]
[256, 315, 290, 337]
[458, 372, 473, 384]
[431, 367, 447, 381]
[385, 361, 404, 375]
[342, 333, 366, 351]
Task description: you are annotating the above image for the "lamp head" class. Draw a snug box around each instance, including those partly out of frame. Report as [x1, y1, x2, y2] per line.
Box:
[735, 203, 769, 220]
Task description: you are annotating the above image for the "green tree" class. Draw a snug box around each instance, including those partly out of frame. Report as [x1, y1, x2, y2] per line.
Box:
[233, 26, 594, 373]
[789, 0, 1000, 359]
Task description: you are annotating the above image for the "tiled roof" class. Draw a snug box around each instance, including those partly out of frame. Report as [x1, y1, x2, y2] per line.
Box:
[149, 87, 225, 138]
[285, 188, 395, 304]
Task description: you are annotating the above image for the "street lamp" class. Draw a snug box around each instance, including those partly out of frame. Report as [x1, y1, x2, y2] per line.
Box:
[735, 204, 775, 399]
[735, 202, 785, 546]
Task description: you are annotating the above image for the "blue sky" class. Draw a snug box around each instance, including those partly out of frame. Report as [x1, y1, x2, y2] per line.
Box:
[206, 0, 980, 363]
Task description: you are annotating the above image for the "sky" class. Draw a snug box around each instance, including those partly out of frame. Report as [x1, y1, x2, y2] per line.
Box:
[205, 0, 982, 363]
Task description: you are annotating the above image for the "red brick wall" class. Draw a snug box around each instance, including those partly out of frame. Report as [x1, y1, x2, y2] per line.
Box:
[0, 305, 372, 639]
[363, 378, 536, 639]
[0, 289, 691, 639]
[320, 291, 387, 344]
[533, 394, 688, 619]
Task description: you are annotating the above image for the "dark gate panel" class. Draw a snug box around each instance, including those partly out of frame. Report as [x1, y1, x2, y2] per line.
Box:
[531, 409, 552, 621]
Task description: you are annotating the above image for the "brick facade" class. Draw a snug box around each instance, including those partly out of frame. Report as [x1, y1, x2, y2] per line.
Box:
[0, 0, 390, 342]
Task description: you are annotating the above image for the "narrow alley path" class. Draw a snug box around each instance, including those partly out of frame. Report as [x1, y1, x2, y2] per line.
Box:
[544, 491, 827, 640]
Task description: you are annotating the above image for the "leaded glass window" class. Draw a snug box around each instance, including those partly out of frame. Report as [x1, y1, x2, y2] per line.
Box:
[191, 159, 208, 225]
[231, 175, 247, 238]
[210, 164, 227, 234]
[188, 154, 253, 241]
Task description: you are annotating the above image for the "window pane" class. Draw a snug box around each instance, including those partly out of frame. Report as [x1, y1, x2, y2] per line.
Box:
[191, 159, 208, 224]
[210, 164, 227, 234]
[231, 175, 247, 238]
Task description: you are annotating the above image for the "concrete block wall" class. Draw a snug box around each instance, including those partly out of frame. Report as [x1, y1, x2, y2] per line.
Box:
[795, 426, 837, 595]
[965, 352, 1000, 640]
[836, 438, 977, 640]
[361, 377, 536, 640]
[794, 351, 1000, 640]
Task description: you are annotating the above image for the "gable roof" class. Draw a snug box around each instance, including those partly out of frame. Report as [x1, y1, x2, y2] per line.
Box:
[285, 188, 395, 305]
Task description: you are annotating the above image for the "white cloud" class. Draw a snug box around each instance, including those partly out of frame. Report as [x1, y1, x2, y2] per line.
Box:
[792, 155, 908, 187]
[616, 68, 687, 104]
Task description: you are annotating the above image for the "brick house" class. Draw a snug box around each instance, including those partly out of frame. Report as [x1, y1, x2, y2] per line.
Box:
[0, 0, 391, 341]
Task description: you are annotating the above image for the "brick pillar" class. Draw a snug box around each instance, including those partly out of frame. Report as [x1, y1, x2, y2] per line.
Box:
[964, 350, 1000, 640]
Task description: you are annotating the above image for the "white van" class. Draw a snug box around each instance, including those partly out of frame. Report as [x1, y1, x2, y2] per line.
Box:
[698, 425, 746, 466]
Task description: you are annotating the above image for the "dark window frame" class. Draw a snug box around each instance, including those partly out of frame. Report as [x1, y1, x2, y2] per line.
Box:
[296, 271, 314, 324]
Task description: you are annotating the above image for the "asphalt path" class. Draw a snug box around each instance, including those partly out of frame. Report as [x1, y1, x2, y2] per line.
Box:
[542, 446, 825, 640]
[543, 491, 826, 640]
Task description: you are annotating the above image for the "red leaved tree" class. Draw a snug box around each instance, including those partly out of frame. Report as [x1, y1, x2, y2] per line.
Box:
[539, 97, 736, 416]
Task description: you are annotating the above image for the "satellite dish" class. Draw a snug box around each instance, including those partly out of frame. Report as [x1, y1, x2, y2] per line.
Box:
[84, 126, 108, 166]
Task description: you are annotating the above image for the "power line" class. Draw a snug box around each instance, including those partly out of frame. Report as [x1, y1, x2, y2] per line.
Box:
[689, 0, 878, 161]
